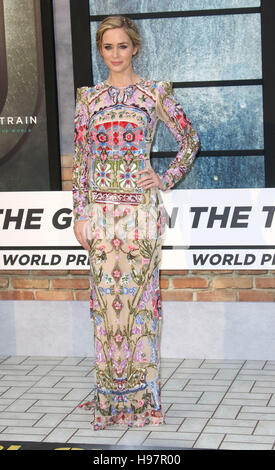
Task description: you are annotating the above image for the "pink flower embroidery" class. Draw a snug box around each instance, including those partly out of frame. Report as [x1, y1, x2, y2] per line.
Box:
[98, 244, 106, 250]
[113, 299, 122, 311]
[115, 366, 124, 375]
[76, 124, 86, 144]
[112, 238, 121, 249]
[152, 293, 161, 319]
[114, 334, 123, 343]
[112, 269, 121, 278]
[128, 244, 136, 251]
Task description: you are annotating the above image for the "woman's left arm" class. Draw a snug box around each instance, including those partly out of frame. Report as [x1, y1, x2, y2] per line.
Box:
[155, 80, 200, 191]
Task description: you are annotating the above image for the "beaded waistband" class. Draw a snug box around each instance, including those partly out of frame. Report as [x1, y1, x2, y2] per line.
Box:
[88, 190, 146, 205]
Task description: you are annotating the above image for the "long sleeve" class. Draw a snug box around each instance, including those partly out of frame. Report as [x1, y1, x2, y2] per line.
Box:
[155, 80, 200, 191]
[72, 86, 90, 221]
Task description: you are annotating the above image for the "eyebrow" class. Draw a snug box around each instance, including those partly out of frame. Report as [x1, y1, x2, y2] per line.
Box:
[102, 42, 129, 45]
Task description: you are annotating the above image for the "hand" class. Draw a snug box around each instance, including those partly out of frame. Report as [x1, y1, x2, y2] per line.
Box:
[73, 219, 91, 251]
[136, 168, 165, 190]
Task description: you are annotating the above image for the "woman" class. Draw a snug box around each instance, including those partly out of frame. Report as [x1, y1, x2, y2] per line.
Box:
[73, 15, 200, 430]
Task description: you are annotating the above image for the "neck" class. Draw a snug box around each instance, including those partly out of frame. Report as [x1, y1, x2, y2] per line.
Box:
[106, 70, 140, 87]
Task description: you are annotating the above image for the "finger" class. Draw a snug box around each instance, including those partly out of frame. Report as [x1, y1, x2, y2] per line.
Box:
[74, 226, 82, 240]
[137, 177, 151, 184]
[82, 240, 91, 251]
[77, 233, 90, 250]
[74, 228, 82, 241]
[74, 228, 85, 245]
[78, 227, 90, 250]
[138, 177, 159, 187]
[140, 180, 158, 189]
[137, 174, 155, 183]
[137, 169, 153, 178]
[137, 169, 150, 174]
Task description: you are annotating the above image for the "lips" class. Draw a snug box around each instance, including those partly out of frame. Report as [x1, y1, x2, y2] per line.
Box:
[111, 61, 122, 65]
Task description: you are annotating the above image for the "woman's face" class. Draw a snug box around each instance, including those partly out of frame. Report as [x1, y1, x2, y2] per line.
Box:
[100, 27, 138, 75]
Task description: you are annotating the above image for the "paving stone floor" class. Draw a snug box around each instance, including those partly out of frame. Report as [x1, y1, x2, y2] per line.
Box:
[1, 356, 275, 450]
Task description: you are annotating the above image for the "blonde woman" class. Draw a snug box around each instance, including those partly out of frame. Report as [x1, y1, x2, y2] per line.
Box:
[73, 15, 200, 430]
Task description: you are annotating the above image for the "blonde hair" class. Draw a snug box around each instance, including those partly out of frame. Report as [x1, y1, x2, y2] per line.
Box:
[96, 15, 142, 55]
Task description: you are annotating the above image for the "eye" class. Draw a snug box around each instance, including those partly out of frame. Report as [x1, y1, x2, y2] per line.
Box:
[120, 45, 127, 49]
[104, 45, 112, 50]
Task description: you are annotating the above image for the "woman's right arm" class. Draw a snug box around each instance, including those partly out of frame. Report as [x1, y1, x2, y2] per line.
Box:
[72, 87, 91, 250]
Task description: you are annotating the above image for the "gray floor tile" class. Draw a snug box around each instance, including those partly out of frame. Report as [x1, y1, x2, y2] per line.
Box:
[228, 380, 255, 392]
[0, 418, 40, 427]
[193, 433, 225, 449]
[1, 355, 275, 450]
[180, 359, 204, 368]
[224, 433, 275, 444]
[143, 438, 194, 449]
[3, 426, 50, 435]
[177, 418, 208, 433]
[197, 391, 225, 404]
[0, 411, 43, 421]
[42, 428, 77, 442]
[1, 387, 32, 399]
[0, 357, 28, 365]
[254, 420, 275, 435]
[203, 425, 253, 435]
[243, 361, 266, 370]
[116, 430, 150, 445]
[212, 405, 241, 419]
[220, 441, 272, 450]
[57, 419, 92, 429]
[0, 433, 45, 442]
[34, 413, 67, 428]
[67, 435, 124, 445]
[208, 418, 257, 428]
[4, 399, 38, 413]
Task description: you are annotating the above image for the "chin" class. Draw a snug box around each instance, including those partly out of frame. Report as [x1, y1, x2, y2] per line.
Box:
[108, 63, 130, 72]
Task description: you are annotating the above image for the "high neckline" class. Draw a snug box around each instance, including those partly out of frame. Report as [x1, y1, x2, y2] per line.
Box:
[103, 76, 144, 89]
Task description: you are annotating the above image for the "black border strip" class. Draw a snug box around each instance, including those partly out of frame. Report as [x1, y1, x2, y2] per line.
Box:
[40, 0, 62, 190]
[151, 150, 264, 158]
[261, 0, 275, 187]
[89, 78, 262, 91]
[89, 7, 261, 21]
[173, 79, 262, 88]
[1, 245, 275, 251]
[163, 245, 275, 250]
[0, 0, 8, 113]
[70, 0, 93, 91]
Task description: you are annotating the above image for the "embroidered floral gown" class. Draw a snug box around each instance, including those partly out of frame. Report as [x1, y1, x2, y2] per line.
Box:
[72, 77, 200, 430]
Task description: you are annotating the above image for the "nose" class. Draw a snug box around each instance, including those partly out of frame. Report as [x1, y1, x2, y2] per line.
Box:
[112, 46, 120, 58]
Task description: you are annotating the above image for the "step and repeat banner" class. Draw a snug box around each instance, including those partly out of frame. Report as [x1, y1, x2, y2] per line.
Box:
[0, 0, 60, 193]
[0, 1, 275, 271]
[0, 188, 274, 270]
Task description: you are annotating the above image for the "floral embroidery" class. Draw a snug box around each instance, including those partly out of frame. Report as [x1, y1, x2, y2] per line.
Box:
[73, 78, 200, 430]
[94, 162, 113, 188]
[72, 79, 200, 221]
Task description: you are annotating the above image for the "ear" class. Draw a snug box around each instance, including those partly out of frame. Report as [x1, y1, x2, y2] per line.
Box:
[132, 46, 139, 56]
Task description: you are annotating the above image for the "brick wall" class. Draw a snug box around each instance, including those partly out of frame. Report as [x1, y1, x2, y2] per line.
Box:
[0, 154, 274, 302]
[0, 268, 275, 302]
